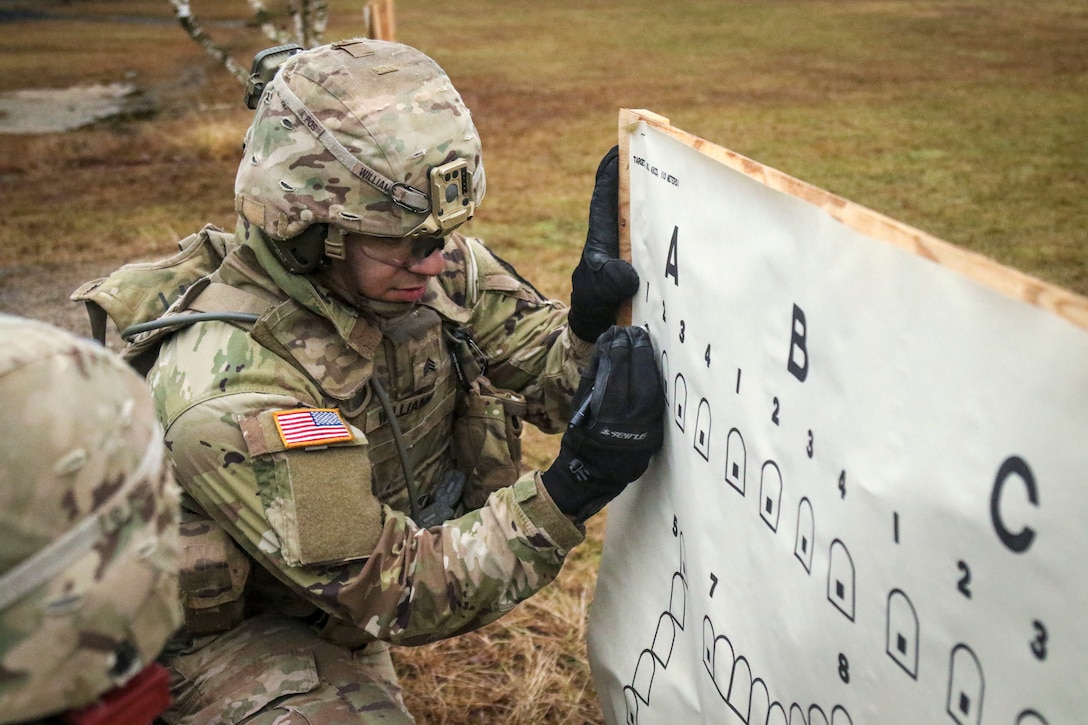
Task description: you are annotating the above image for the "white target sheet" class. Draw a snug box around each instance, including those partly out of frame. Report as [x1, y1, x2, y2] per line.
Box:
[587, 111, 1088, 725]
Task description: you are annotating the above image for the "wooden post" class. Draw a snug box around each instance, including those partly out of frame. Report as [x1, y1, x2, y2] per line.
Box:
[367, 0, 396, 41]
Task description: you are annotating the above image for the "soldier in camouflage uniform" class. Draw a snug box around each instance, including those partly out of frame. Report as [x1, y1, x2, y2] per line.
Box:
[0, 314, 181, 724]
[120, 39, 664, 722]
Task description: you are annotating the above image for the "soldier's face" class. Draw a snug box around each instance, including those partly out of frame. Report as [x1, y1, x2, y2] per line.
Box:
[338, 233, 447, 303]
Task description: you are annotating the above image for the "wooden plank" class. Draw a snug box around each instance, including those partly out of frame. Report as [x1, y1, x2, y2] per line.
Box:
[366, 0, 396, 41]
[616, 109, 669, 326]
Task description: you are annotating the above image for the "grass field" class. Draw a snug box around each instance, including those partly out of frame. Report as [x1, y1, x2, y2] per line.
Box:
[1, 1, 1086, 722]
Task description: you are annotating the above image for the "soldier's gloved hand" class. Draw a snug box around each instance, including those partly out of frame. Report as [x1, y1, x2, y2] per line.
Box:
[541, 326, 665, 522]
[568, 146, 640, 343]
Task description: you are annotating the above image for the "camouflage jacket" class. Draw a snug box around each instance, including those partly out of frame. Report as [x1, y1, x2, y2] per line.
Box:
[148, 220, 591, 646]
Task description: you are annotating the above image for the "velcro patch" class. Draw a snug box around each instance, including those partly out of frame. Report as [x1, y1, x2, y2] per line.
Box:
[272, 408, 354, 448]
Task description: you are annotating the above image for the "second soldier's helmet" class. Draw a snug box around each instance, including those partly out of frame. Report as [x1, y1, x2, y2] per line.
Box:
[235, 38, 486, 272]
[0, 315, 181, 722]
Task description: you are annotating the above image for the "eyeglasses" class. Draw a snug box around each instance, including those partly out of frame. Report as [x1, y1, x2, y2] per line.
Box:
[354, 235, 447, 270]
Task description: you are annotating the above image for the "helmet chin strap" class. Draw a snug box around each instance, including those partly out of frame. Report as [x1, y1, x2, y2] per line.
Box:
[324, 225, 346, 261]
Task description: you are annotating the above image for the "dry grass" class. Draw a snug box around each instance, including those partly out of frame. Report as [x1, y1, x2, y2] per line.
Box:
[0, 116, 247, 265]
[4, 1, 1085, 291]
[388, 426, 609, 722]
[1, 1, 1086, 723]
[395, 513, 608, 724]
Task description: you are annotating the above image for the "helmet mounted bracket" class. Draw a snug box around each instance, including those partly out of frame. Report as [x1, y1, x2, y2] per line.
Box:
[244, 44, 303, 110]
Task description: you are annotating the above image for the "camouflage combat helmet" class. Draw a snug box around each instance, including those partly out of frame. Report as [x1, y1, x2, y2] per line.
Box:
[0, 315, 181, 722]
[235, 38, 486, 272]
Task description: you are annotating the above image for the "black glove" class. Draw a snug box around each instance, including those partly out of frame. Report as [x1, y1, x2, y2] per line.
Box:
[567, 146, 640, 343]
[542, 326, 665, 522]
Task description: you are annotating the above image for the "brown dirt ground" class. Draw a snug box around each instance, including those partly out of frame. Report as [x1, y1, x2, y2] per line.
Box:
[0, 259, 120, 339]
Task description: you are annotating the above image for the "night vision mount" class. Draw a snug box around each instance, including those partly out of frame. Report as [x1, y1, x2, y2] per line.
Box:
[243, 43, 303, 110]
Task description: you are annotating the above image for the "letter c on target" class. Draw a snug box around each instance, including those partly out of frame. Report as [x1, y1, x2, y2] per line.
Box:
[990, 455, 1038, 554]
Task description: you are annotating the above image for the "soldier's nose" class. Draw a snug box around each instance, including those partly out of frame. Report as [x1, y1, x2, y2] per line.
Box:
[407, 247, 446, 276]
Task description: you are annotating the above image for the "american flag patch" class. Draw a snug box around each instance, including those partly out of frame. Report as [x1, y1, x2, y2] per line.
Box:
[272, 408, 353, 448]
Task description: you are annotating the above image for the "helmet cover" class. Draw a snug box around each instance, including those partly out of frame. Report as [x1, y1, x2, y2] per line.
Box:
[235, 38, 486, 242]
[0, 314, 181, 720]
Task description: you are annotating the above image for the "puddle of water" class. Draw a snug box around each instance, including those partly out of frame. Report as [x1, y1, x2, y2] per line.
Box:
[0, 9, 50, 22]
[0, 83, 154, 134]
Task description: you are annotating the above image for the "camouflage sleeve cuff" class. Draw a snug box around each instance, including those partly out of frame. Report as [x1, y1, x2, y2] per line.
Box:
[566, 326, 595, 362]
[512, 471, 585, 552]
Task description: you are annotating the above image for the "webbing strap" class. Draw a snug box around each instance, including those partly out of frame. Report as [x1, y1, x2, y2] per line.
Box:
[188, 282, 273, 317]
[83, 300, 110, 345]
[273, 78, 430, 214]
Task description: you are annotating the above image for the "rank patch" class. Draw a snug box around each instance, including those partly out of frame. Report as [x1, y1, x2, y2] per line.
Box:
[273, 408, 353, 448]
